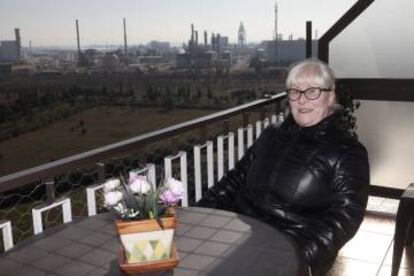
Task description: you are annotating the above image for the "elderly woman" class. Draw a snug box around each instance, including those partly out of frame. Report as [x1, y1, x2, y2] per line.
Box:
[197, 59, 369, 275]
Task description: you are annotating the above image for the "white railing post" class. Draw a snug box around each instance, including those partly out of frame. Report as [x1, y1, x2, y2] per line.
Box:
[180, 151, 188, 207]
[271, 114, 277, 125]
[255, 120, 262, 139]
[32, 197, 72, 235]
[206, 141, 214, 188]
[62, 199, 72, 223]
[247, 124, 254, 147]
[0, 220, 13, 252]
[164, 157, 172, 178]
[147, 164, 156, 189]
[237, 127, 244, 160]
[217, 135, 224, 181]
[87, 182, 105, 216]
[228, 132, 235, 170]
[164, 151, 188, 207]
[193, 145, 202, 202]
[263, 117, 270, 128]
[194, 141, 214, 202]
[277, 112, 285, 125]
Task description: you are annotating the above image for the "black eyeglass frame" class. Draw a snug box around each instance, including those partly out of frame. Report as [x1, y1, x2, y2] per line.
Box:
[286, 87, 332, 101]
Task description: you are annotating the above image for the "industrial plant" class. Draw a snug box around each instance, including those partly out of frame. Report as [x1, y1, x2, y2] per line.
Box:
[0, 1, 318, 76]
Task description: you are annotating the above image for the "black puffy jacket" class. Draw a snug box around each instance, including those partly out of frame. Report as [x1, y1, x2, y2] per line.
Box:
[197, 112, 370, 275]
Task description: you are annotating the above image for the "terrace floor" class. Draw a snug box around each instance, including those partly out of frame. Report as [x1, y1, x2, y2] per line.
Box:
[327, 196, 413, 276]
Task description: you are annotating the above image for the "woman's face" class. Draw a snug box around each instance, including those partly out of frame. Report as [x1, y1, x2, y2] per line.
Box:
[289, 73, 335, 127]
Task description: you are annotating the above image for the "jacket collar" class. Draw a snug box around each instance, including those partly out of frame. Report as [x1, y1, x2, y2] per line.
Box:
[280, 111, 343, 138]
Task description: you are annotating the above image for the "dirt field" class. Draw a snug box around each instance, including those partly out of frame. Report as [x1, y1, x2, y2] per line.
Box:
[0, 106, 216, 176]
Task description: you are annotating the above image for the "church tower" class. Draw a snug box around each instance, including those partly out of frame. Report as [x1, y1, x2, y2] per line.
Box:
[238, 22, 246, 47]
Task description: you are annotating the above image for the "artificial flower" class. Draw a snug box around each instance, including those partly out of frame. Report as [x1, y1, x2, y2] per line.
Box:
[129, 174, 151, 194]
[103, 178, 121, 192]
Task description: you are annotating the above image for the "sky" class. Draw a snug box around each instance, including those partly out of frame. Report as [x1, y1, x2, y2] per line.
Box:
[0, 0, 357, 48]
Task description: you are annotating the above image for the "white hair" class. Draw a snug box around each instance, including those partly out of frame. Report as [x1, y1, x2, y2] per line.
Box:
[286, 59, 336, 90]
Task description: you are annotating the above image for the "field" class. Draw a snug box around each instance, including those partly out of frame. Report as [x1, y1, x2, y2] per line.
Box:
[0, 106, 216, 176]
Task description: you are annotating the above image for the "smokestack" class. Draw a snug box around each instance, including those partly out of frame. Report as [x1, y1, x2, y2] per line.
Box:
[211, 33, 215, 51]
[195, 31, 198, 46]
[216, 33, 221, 54]
[191, 24, 194, 44]
[14, 28, 21, 61]
[75, 19, 81, 64]
[123, 17, 128, 65]
[204, 31, 208, 47]
[274, 2, 278, 64]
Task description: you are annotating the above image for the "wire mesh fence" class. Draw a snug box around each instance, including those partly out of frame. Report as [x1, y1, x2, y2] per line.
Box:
[0, 98, 286, 253]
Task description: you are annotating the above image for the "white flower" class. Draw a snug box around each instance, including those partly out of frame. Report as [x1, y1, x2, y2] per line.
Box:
[159, 177, 185, 205]
[129, 173, 151, 194]
[103, 179, 121, 193]
[104, 191, 123, 206]
[165, 177, 185, 196]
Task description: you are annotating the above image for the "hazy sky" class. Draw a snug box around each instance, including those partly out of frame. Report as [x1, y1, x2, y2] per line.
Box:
[0, 0, 357, 47]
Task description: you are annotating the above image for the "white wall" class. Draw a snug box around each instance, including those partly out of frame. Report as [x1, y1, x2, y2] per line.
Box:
[330, 0, 414, 78]
[355, 100, 414, 188]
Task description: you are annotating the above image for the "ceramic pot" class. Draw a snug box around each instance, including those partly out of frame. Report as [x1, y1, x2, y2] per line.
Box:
[115, 215, 176, 263]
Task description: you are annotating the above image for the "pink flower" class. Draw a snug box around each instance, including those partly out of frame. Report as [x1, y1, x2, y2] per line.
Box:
[128, 171, 141, 182]
[103, 179, 121, 192]
[104, 191, 123, 206]
[129, 173, 151, 194]
[159, 177, 184, 205]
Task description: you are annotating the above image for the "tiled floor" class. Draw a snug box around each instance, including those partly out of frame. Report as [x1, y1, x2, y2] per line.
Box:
[326, 196, 414, 276]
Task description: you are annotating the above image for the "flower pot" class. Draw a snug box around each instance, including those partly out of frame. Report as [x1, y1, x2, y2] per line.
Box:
[115, 216, 176, 264]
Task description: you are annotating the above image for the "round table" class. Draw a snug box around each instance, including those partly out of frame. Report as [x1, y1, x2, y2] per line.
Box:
[1, 207, 309, 276]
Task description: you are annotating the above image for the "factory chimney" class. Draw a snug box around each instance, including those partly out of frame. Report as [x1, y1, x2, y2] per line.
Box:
[216, 33, 221, 54]
[14, 28, 21, 61]
[274, 1, 279, 64]
[75, 19, 82, 66]
[211, 33, 215, 51]
[123, 17, 128, 65]
[204, 31, 208, 47]
[195, 31, 198, 46]
[191, 24, 194, 44]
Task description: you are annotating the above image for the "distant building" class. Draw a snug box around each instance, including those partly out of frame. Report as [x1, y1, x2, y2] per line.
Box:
[148, 41, 170, 53]
[0, 62, 35, 75]
[218, 36, 229, 50]
[0, 28, 22, 62]
[238, 22, 246, 47]
[176, 53, 191, 68]
[266, 39, 318, 65]
[102, 53, 121, 71]
[0, 41, 19, 62]
[139, 56, 163, 64]
[176, 51, 217, 68]
[220, 51, 232, 67]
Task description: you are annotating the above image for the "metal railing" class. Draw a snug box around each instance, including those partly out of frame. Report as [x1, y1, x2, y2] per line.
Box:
[0, 92, 287, 252]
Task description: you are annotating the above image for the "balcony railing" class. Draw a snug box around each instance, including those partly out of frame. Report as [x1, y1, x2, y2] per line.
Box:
[0, 92, 287, 253]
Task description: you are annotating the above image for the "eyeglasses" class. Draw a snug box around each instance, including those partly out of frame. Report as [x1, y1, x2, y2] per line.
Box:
[286, 87, 332, 101]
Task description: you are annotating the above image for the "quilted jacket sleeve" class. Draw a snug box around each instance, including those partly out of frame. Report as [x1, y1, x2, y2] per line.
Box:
[196, 146, 254, 211]
[297, 144, 370, 275]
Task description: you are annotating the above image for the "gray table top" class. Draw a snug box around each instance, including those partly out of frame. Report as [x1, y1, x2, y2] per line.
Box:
[1, 207, 309, 276]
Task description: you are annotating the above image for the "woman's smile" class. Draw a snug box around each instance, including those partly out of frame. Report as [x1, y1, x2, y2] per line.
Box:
[298, 108, 313, 113]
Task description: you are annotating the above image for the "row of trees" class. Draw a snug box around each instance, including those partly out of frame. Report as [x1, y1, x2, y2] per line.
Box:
[0, 71, 284, 141]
